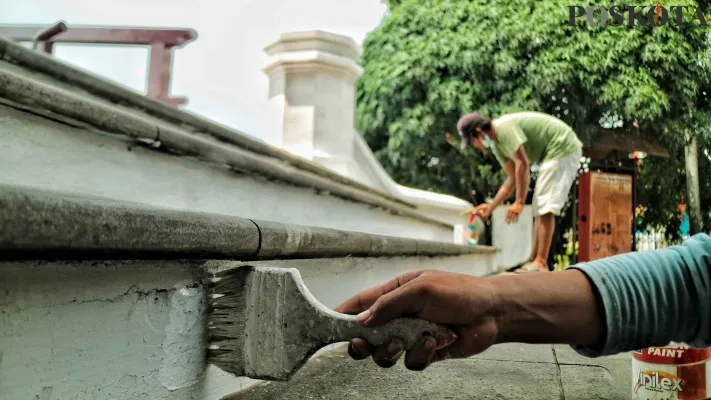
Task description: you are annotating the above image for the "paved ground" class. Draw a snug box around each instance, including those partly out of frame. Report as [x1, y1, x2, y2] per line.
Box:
[228, 343, 632, 399]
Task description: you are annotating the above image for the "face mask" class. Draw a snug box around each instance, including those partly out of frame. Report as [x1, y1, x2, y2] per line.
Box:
[482, 134, 493, 148]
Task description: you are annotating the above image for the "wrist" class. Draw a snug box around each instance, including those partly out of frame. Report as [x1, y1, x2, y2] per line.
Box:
[487, 270, 603, 347]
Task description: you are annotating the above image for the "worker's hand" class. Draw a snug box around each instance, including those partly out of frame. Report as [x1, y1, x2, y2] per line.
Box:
[474, 203, 494, 219]
[334, 270, 499, 371]
[505, 202, 524, 224]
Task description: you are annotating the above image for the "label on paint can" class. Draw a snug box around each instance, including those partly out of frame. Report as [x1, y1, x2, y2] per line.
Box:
[466, 213, 479, 245]
[632, 344, 711, 400]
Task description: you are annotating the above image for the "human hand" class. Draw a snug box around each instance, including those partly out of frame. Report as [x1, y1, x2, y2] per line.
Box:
[334, 269, 499, 371]
[474, 203, 494, 219]
[505, 202, 524, 224]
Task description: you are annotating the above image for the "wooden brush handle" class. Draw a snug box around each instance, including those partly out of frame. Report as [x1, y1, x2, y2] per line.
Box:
[319, 315, 440, 350]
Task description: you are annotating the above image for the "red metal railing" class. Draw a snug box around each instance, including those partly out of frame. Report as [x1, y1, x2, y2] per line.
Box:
[0, 21, 197, 107]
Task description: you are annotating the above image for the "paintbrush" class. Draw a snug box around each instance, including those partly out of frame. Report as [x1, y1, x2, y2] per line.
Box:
[207, 266, 446, 381]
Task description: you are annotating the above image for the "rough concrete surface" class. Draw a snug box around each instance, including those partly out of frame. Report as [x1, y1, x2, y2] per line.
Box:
[0, 260, 211, 399]
[0, 103, 453, 242]
[229, 344, 632, 400]
[0, 183, 493, 261]
[0, 259, 279, 400]
[1, 255, 496, 399]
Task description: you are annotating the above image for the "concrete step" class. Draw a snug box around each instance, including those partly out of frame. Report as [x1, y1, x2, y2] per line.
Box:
[0, 184, 496, 261]
[230, 343, 632, 400]
[0, 185, 498, 400]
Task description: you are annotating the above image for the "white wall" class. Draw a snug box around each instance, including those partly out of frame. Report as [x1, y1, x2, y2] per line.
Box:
[491, 205, 535, 268]
[0, 253, 495, 399]
[0, 104, 452, 241]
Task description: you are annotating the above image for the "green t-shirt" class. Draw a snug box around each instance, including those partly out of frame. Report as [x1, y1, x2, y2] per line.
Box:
[490, 112, 583, 166]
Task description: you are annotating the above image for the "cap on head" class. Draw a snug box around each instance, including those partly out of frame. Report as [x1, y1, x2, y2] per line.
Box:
[457, 113, 491, 150]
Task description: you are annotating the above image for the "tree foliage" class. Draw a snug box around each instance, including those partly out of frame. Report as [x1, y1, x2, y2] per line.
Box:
[636, 135, 711, 238]
[358, 0, 711, 238]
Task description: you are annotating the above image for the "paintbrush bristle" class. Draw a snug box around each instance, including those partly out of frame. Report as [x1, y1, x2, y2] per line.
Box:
[206, 265, 348, 381]
[206, 266, 254, 375]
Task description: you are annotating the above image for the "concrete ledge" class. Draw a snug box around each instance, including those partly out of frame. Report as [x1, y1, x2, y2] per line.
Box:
[0, 185, 496, 261]
[0, 37, 416, 210]
[0, 64, 450, 229]
[264, 30, 361, 60]
[263, 50, 363, 82]
[0, 65, 160, 141]
[0, 252, 497, 399]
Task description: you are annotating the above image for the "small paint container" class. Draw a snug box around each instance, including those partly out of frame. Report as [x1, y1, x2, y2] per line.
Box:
[466, 212, 479, 245]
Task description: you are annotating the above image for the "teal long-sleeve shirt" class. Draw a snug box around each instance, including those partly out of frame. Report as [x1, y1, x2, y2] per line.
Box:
[568, 233, 711, 356]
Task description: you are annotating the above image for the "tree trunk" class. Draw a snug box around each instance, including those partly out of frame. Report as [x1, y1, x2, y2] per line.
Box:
[684, 131, 703, 234]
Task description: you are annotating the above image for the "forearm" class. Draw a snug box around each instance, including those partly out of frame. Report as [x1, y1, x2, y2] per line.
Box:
[488, 234, 711, 355]
[514, 161, 529, 204]
[489, 270, 603, 347]
[490, 178, 515, 208]
[570, 234, 711, 356]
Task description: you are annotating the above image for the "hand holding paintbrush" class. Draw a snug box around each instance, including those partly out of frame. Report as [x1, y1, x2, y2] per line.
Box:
[460, 203, 494, 219]
[334, 269, 500, 371]
[207, 266, 458, 381]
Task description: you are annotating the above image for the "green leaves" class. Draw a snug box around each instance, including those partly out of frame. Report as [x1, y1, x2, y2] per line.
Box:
[357, 0, 711, 233]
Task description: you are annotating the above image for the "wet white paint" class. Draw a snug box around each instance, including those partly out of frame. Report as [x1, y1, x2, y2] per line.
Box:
[159, 285, 207, 391]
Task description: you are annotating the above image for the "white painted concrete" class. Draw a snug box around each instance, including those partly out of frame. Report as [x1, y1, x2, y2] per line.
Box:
[0, 104, 452, 242]
[263, 31, 475, 227]
[491, 205, 535, 268]
[0, 253, 495, 399]
[0, 27, 500, 400]
[0, 260, 211, 400]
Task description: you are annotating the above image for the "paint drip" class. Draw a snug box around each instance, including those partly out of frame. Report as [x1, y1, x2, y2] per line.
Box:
[632, 344, 711, 400]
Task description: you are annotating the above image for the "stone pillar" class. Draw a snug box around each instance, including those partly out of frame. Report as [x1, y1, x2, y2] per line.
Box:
[263, 31, 363, 177]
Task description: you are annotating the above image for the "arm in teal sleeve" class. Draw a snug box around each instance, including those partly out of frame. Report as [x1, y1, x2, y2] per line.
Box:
[568, 233, 711, 357]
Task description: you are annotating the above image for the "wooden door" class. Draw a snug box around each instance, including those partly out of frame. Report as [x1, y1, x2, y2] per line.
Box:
[578, 172, 633, 262]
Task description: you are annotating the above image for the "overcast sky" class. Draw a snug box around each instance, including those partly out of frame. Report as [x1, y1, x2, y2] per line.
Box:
[0, 0, 386, 140]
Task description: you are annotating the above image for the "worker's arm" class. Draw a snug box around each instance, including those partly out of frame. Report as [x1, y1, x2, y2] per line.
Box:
[508, 145, 530, 206]
[497, 233, 711, 353]
[337, 234, 711, 370]
[489, 161, 516, 208]
[568, 233, 711, 356]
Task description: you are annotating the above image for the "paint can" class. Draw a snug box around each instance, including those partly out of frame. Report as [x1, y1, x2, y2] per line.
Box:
[632, 344, 711, 399]
[453, 214, 485, 246]
[465, 212, 480, 245]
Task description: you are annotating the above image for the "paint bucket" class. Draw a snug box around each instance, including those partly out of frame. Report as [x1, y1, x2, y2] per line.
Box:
[453, 214, 485, 246]
[632, 344, 711, 399]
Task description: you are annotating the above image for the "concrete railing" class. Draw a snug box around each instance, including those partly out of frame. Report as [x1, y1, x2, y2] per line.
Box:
[0, 37, 417, 210]
[0, 32, 497, 400]
[0, 184, 498, 400]
[0, 184, 496, 261]
[262, 31, 475, 226]
[0, 69, 450, 231]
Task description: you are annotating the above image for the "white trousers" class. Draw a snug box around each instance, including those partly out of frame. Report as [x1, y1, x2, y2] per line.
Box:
[532, 149, 582, 217]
